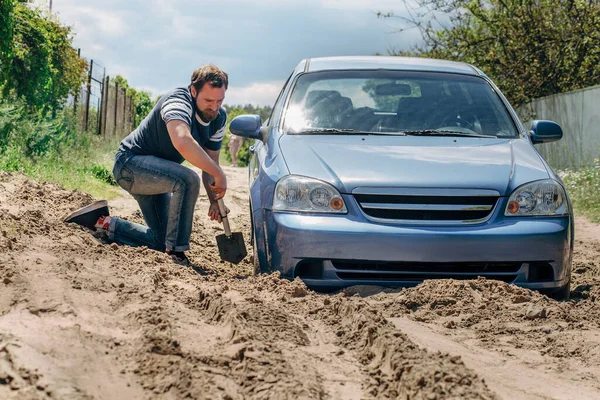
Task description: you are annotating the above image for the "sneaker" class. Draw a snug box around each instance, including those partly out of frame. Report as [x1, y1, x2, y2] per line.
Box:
[166, 250, 189, 266]
[64, 200, 110, 231]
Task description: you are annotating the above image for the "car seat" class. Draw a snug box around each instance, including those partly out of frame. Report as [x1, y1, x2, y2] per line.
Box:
[305, 90, 353, 128]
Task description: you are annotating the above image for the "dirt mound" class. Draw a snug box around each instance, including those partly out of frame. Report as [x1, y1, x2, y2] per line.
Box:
[370, 272, 600, 398]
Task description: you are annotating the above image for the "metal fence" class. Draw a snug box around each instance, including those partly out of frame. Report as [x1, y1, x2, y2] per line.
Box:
[518, 85, 600, 170]
[71, 51, 135, 138]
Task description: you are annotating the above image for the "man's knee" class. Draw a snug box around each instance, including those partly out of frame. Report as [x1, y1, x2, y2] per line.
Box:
[175, 169, 201, 195]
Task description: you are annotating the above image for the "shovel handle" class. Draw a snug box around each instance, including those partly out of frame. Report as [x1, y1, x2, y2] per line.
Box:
[217, 198, 232, 237]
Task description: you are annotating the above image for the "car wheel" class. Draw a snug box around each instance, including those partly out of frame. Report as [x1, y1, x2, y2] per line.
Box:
[548, 281, 571, 301]
[249, 203, 261, 276]
[252, 227, 261, 276]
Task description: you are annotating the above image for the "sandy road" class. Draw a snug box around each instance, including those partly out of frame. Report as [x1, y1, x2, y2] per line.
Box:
[1, 166, 599, 399]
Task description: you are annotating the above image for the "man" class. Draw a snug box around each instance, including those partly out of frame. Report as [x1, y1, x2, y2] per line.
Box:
[228, 133, 242, 167]
[64, 64, 230, 266]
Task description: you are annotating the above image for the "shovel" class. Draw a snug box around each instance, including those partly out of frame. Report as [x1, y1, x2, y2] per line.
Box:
[215, 198, 247, 264]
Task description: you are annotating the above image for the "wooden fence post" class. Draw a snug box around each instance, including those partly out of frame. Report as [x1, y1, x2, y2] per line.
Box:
[101, 76, 110, 136]
[113, 82, 119, 136]
[84, 59, 93, 131]
[129, 96, 135, 131]
[97, 67, 105, 136]
[73, 48, 81, 117]
[122, 90, 128, 135]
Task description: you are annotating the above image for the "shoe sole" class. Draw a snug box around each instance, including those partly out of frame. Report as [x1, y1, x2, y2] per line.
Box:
[63, 200, 109, 222]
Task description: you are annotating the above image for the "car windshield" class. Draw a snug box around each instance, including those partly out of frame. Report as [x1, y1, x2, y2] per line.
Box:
[282, 70, 519, 138]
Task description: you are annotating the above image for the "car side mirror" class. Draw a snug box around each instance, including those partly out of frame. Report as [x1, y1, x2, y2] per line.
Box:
[230, 115, 263, 140]
[529, 120, 562, 144]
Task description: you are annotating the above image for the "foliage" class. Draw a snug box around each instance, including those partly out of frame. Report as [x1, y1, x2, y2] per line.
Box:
[132, 90, 154, 126]
[0, 0, 16, 85]
[111, 74, 154, 127]
[89, 163, 117, 186]
[382, 0, 600, 107]
[113, 74, 129, 90]
[561, 165, 600, 223]
[0, 96, 122, 198]
[0, 98, 76, 162]
[1, 3, 87, 114]
[221, 104, 272, 167]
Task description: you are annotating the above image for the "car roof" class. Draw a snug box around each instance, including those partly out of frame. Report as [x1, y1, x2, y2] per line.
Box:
[303, 56, 480, 76]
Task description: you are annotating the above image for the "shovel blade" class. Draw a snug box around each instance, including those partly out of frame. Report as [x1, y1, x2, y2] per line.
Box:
[216, 232, 247, 264]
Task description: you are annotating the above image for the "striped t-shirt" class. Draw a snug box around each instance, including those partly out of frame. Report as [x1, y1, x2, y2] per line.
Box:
[119, 87, 226, 163]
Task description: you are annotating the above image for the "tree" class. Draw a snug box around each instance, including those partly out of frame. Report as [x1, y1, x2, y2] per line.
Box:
[113, 74, 129, 90]
[0, 2, 86, 114]
[381, 0, 600, 106]
[0, 0, 16, 86]
[132, 90, 153, 126]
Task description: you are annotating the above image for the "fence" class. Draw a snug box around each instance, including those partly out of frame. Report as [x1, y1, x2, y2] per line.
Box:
[71, 52, 135, 138]
[518, 85, 600, 170]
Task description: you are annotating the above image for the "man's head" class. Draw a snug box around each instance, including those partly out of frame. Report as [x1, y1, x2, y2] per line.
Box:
[189, 64, 228, 122]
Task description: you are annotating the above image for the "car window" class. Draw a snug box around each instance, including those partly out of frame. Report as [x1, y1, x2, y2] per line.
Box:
[282, 70, 519, 137]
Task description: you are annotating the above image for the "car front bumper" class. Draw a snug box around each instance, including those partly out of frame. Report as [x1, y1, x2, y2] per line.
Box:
[262, 209, 573, 291]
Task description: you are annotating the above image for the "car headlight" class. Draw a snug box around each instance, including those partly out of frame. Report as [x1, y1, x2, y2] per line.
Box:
[273, 175, 347, 213]
[505, 179, 568, 216]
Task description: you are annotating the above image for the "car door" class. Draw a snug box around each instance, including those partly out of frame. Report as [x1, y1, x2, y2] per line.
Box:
[249, 71, 294, 213]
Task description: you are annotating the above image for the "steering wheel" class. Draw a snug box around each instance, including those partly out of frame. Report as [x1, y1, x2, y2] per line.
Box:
[446, 115, 475, 129]
[435, 114, 477, 132]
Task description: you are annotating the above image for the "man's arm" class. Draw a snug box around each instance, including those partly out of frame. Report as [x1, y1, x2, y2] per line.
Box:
[202, 148, 220, 204]
[203, 148, 228, 222]
[166, 119, 226, 199]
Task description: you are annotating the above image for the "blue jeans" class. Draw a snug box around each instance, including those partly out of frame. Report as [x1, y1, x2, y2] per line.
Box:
[109, 151, 200, 252]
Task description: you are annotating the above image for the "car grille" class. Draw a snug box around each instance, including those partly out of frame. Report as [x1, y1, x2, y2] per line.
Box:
[332, 260, 521, 283]
[353, 187, 500, 224]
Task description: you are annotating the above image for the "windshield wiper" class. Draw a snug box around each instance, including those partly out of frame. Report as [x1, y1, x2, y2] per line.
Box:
[292, 128, 409, 136]
[401, 129, 496, 138]
[291, 128, 372, 135]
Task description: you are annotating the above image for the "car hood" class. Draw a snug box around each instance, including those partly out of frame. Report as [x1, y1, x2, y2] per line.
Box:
[278, 134, 551, 195]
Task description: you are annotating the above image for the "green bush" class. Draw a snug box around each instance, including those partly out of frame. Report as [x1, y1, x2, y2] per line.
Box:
[89, 163, 117, 186]
[1, 3, 87, 115]
[0, 98, 84, 162]
[561, 167, 600, 222]
[0, 97, 121, 198]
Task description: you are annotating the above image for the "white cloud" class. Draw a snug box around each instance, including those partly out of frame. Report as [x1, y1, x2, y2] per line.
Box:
[216, 0, 400, 8]
[57, 5, 129, 37]
[224, 82, 284, 107]
[320, 0, 399, 9]
[53, 0, 415, 104]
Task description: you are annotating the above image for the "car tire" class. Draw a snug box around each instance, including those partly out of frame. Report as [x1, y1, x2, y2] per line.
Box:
[252, 227, 262, 276]
[548, 281, 571, 301]
[249, 203, 261, 276]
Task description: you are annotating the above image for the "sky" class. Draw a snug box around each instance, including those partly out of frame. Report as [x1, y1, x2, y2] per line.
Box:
[49, 0, 421, 106]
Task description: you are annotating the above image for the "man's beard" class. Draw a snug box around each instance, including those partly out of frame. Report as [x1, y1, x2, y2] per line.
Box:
[192, 94, 218, 122]
[197, 108, 218, 122]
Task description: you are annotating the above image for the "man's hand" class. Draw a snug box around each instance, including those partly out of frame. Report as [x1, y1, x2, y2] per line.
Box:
[210, 170, 227, 200]
[208, 201, 229, 223]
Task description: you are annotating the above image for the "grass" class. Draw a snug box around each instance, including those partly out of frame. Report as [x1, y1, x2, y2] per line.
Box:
[26, 135, 123, 200]
[0, 100, 124, 200]
[1, 133, 124, 200]
[560, 166, 600, 222]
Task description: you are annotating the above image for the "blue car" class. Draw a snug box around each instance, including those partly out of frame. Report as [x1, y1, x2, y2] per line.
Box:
[230, 56, 573, 299]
